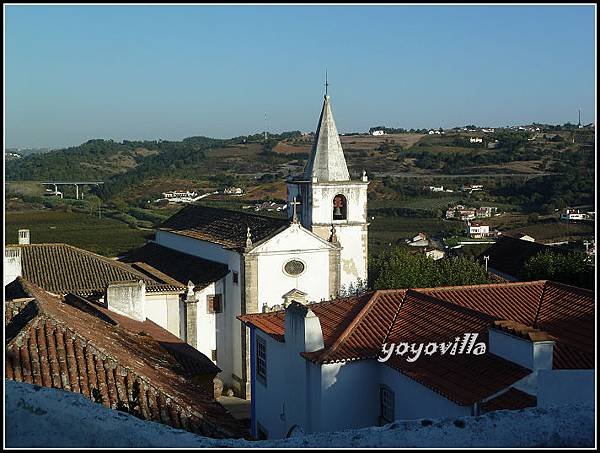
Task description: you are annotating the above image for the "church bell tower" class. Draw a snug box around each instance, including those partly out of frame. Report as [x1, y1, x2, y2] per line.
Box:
[286, 84, 369, 292]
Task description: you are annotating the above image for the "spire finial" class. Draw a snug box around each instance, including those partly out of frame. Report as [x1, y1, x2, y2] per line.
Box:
[246, 226, 253, 247]
[325, 69, 329, 97]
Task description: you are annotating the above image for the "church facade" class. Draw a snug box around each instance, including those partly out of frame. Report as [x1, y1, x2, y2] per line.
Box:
[150, 91, 369, 398]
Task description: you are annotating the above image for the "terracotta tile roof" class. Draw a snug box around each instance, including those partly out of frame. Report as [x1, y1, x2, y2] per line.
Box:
[5, 278, 247, 439]
[118, 242, 229, 290]
[63, 293, 221, 377]
[12, 243, 185, 297]
[238, 292, 372, 345]
[239, 280, 594, 404]
[418, 281, 546, 325]
[492, 320, 555, 342]
[421, 281, 594, 369]
[482, 387, 537, 413]
[157, 205, 289, 250]
[387, 350, 530, 406]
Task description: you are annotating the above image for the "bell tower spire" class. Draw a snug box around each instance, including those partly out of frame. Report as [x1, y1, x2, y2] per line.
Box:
[286, 82, 370, 292]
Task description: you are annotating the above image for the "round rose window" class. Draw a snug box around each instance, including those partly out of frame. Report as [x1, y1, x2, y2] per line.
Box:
[284, 259, 305, 276]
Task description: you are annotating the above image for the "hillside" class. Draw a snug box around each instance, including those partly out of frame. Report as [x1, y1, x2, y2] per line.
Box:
[5, 380, 594, 448]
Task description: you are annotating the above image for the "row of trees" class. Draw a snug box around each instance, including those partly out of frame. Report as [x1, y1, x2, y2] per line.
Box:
[368, 248, 491, 290]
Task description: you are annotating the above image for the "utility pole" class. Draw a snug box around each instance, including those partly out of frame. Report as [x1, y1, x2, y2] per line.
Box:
[483, 255, 490, 272]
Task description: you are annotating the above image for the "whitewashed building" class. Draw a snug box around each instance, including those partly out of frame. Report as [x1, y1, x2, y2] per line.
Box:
[144, 90, 369, 398]
[560, 209, 588, 221]
[239, 281, 594, 439]
[466, 222, 491, 238]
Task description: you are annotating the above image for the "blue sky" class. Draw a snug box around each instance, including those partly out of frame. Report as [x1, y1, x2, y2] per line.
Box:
[5, 4, 596, 149]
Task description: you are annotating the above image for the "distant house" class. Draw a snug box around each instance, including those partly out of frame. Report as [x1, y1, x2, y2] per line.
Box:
[481, 128, 495, 133]
[411, 232, 427, 243]
[446, 206, 477, 220]
[469, 137, 483, 143]
[466, 222, 491, 238]
[560, 209, 588, 221]
[371, 130, 385, 136]
[224, 187, 244, 195]
[423, 185, 444, 192]
[424, 248, 445, 260]
[239, 281, 594, 439]
[476, 207, 497, 218]
[461, 184, 484, 193]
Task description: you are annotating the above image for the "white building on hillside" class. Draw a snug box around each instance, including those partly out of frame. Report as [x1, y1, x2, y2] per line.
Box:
[560, 209, 588, 221]
[371, 130, 385, 136]
[466, 221, 491, 238]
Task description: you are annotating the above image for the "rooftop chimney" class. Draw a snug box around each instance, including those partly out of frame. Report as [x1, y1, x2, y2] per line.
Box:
[285, 301, 324, 353]
[4, 247, 22, 286]
[488, 320, 555, 371]
[105, 280, 146, 322]
[18, 229, 30, 245]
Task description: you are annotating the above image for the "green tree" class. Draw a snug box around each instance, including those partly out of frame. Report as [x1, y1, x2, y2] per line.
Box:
[523, 250, 594, 289]
[369, 247, 490, 290]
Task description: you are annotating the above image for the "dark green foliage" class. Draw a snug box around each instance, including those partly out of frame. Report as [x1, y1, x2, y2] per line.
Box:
[369, 247, 491, 289]
[523, 250, 594, 290]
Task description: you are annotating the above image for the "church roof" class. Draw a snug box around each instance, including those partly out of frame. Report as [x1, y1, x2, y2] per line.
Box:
[239, 280, 594, 405]
[5, 278, 247, 439]
[157, 205, 289, 250]
[9, 243, 185, 297]
[303, 95, 350, 182]
[118, 242, 229, 290]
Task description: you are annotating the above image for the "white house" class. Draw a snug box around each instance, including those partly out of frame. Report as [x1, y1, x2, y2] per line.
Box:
[466, 222, 490, 238]
[424, 185, 444, 192]
[371, 130, 385, 136]
[239, 281, 594, 439]
[560, 209, 588, 221]
[469, 137, 483, 143]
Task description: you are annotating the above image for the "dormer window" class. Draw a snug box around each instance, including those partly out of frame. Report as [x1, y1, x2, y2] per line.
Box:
[333, 194, 347, 220]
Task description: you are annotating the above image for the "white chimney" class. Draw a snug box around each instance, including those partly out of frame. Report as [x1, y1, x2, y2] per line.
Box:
[4, 247, 22, 286]
[488, 320, 555, 371]
[284, 301, 324, 353]
[18, 229, 30, 245]
[105, 280, 146, 322]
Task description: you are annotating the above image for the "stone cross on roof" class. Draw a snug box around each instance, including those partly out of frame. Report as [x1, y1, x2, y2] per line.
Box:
[290, 197, 301, 223]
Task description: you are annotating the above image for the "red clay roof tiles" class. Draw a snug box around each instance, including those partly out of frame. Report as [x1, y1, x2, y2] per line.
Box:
[12, 243, 184, 297]
[239, 280, 594, 405]
[5, 278, 246, 439]
[482, 387, 537, 413]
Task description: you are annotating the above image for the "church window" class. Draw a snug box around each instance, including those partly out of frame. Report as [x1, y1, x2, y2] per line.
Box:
[206, 294, 223, 314]
[379, 385, 395, 424]
[257, 336, 267, 384]
[233, 272, 239, 284]
[333, 194, 347, 220]
[284, 259, 305, 276]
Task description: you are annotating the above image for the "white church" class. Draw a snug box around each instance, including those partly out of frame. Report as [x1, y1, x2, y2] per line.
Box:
[135, 91, 369, 398]
[3, 90, 367, 400]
